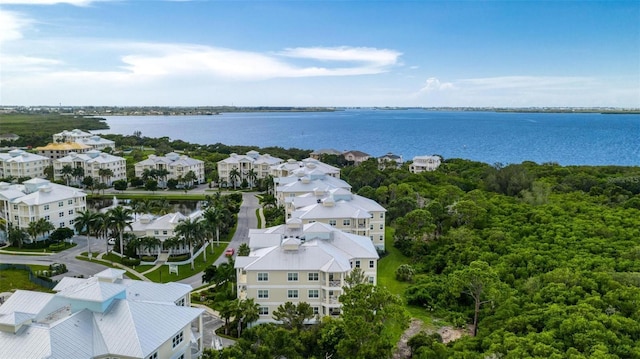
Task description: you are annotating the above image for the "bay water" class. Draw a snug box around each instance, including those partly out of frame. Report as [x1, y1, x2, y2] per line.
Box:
[95, 110, 640, 166]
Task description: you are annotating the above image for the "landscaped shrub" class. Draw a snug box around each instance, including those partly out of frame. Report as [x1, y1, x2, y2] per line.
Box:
[141, 255, 157, 262]
[48, 243, 66, 251]
[122, 257, 141, 267]
[168, 254, 190, 262]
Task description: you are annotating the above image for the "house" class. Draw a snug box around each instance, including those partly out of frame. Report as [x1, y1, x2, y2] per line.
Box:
[135, 152, 205, 187]
[53, 150, 127, 186]
[217, 151, 283, 188]
[0, 178, 86, 237]
[377, 152, 404, 169]
[235, 221, 379, 323]
[342, 150, 371, 165]
[0, 133, 20, 142]
[36, 142, 91, 161]
[0, 149, 49, 179]
[409, 155, 442, 173]
[0, 268, 204, 359]
[270, 158, 340, 179]
[75, 135, 116, 151]
[309, 148, 342, 161]
[286, 188, 387, 251]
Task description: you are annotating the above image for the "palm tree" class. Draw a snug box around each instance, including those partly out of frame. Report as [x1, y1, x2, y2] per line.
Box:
[151, 198, 172, 215]
[131, 198, 153, 219]
[72, 166, 84, 186]
[27, 221, 41, 243]
[203, 206, 224, 247]
[155, 168, 169, 188]
[98, 168, 114, 186]
[235, 298, 260, 338]
[8, 223, 27, 249]
[163, 236, 182, 255]
[184, 170, 197, 188]
[106, 206, 133, 261]
[60, 165, 73, 186]
[74, 210, 100, 258]
[229, 168, 240, 189]
[174, 217, 202, 270]
[35, 218, 54, 241]
[246, 168, 258, 189]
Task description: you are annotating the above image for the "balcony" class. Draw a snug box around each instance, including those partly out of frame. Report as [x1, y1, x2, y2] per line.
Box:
[328, 280, 341, 287]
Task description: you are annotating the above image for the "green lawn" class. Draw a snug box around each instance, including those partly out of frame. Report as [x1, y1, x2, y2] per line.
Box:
[2, 242, 77, 254]
[144, 244, 226, 283]
[0, 265, 55, 293]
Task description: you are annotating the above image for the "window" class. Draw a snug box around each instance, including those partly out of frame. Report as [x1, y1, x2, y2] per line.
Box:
[258, 290, 269, 298]
[68, 200, 73, 205]
[308, 289, 319, 298]
[175, 298, 185, 306]
[355, 260, 361, 268]
[146, 352, 158, 359]
[370, 224, 373, 230]
[380, 213, 384, 219]
[44, 204, 50, 210]
[308, 272, 319, 281]
[257, 272, 269, 282]
[380, 224, 384, 230]
[369, 276, 375, 284]
[259, 307, 269, 315]
[163, 230, 168, 235]
[329, 219, 336, 226]
[13, 216, 18, 221]
[59, 212, 64, 217]
[45, 215, 50, 221]
[343, 219, 350, 226]
[287, 290, 299, 299]
[13, 205, 18, 210]
[68, 210, 74, 215]
[58, 201, 64, 207]
[369, 260, 375, 268]
[313, 307, 319, 315]
[177, 355, 184, 359]
[287, 272, 298, 281]
[59, 222, 64, 228]
[172, 331, 184, 348]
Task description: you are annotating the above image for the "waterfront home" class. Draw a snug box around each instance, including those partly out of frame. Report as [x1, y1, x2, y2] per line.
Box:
[342, 150, 371, 165]
[309, 148, 342, 160]
[53, 150, 127, 186]
[0, 178, 86, 238]
[0, 268, 204, 359]
[378, 152, 404, 169]
[409, 155, 442, 173]
[235, 221, 378, 323]
[0, 149, 49, 179]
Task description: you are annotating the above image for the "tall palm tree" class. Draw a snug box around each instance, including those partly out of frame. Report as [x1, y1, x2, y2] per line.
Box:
[155, 168, 169, 188]
[106, 206, 133, 261]
[98, 168, 114, 186]
[60, 165, 73, 186]
[229, 168, 240, 189]
[203, 206, 225, 247]
[74, 210, 100, 258]
[184, 170, 197, 188]
[246, 168, 258, 189]
[72, 166, 85, 186]
[174, 217, 202, 270]
[235, 298, 260, 338]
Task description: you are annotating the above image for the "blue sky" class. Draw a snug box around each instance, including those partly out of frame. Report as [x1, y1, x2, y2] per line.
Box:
[1, 0, 638, 107]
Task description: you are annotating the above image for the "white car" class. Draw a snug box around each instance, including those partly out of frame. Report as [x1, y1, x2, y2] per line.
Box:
[107, 238, 116, 245]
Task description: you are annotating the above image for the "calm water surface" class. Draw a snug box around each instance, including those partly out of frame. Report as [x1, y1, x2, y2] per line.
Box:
[94, 110, 640, 166]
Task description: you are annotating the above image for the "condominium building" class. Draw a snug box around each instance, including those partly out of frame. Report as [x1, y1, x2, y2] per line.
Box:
[75, 135, 116, 151]
[135, 152, 205, 186]
[270, 158, 340, 179]
[52, 129, 115, 151]
[53, 150, 127, 186]
[0, 268, 204, 359]
[409, 155, 442, 173]
[0, 178, 87, 236]
[0, 149, 49, 179]
[286, 188, 387, 251]
[235, 221, 379, 323]
[274, 173, 351, 206]
[127, 211, 203, 255]
[36, 142, 91, 161]
[217, 151, 283, 188]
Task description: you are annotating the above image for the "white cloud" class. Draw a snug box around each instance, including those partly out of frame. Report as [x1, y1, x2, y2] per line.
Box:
[419, 77, 454, 93]
[280, 46, 400, 65]
[0, 10, 31, 44]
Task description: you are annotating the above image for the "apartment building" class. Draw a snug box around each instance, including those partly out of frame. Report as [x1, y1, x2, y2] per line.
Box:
[409, 155, 442, 173]
[0, 268, 204, 359]
[286, 188, 387, 251]
[270, 158, 340, 179]
[217, 151, 283, 188]
[274, 173, 351, 207]
[36, 142, 91, 161]
[0, 178, 86, 236]
[235, 221, 379, 324]
[135, 152, 205, 187]
[0, 149, 49, 179]
[127, 211, 203, 255]
[53, 129, 115, 151]
[53, 150, 127, 186]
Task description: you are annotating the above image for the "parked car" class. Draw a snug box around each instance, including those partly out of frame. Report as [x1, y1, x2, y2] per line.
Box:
[224, 247, 235, 257]
[107, 238, 116, 245]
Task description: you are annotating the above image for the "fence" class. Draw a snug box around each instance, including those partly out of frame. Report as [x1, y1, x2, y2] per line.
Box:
[0, 263, 60, 290]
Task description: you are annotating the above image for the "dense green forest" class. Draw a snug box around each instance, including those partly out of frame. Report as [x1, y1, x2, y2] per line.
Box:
[0, 114, 109, 147]
[206, 159, 640, 358]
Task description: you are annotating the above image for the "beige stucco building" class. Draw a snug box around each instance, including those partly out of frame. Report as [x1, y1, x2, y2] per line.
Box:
[135, 152, 205, 186]
[0, 149, 49, 179]
[217, 151, 283, 188]
[53, 150, 127, 186]
[235, 222, 379, 323]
